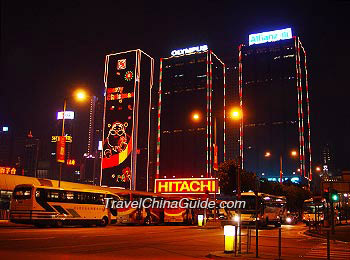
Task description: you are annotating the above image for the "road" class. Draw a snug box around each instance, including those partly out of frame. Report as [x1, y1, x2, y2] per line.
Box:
[0, 222, 349, 259]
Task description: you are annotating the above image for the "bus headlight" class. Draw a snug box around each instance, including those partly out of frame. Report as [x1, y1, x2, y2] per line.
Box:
[286, 217, 292, 223]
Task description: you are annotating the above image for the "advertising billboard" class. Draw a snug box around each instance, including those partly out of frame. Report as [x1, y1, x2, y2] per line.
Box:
[154, 178, 219, 194]
[57, 111, 75, 120]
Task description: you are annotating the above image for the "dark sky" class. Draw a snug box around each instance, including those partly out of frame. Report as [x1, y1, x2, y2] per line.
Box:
[1, 1, 349, 169]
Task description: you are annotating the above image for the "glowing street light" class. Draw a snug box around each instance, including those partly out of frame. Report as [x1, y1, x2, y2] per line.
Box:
[264, 151, 271, 158]
[74, 89, 88, 101]
[191, 112, 201, 122]
[229, 107, 242, 120]
[315, 166, 321, 172]
[291, 150, 298, 157]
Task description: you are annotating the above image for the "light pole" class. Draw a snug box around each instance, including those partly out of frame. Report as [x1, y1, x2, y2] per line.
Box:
[264, 150, 298, 184]
[58, 98, 67, 188]
[58, 89, 88, 188]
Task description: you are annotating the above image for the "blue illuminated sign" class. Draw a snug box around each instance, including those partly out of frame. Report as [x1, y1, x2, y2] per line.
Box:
[2, 126, 8, 132]
[249, 28, 293, 46]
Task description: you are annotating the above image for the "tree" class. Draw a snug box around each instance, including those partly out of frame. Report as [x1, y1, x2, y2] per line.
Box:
[217, 160, 258, 195]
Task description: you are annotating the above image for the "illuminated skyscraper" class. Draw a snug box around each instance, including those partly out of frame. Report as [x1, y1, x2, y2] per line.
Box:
[238, 28, 312, 182]
[102, 49, 154, 190]
[156, 46, 226, 180]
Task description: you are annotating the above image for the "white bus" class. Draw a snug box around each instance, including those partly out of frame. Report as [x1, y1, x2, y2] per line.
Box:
[231, 192, 286, 227]
[10, 184, 120, 227]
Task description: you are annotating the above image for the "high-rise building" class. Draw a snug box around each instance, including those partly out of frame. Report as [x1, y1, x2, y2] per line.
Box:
[321, 144, 334, 177]
[13, 131, 40, 177]
[156, 45, 226, 180]
[238, 28, 312, 183]
[102, 49, 154, 190]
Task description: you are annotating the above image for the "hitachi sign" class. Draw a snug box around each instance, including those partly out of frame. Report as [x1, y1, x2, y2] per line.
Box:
[171, 45, 208, 56]
[155, 178, 219, 194]
[249, 28, 292, 45]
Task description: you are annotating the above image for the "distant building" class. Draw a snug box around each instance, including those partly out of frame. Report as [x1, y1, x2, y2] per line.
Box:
[239, 28, 312, 183]
[0, 126, 12, 166]
[81, 96, 103, 185]
[13, 131, 40, 177]
[321, 144, 334, 177]
[156, 46, 226, 180]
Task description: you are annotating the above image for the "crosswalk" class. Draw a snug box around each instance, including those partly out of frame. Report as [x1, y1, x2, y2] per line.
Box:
[303, 242, 350, 259]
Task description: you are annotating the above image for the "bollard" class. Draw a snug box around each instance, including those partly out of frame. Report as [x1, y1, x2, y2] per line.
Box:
[234, 225, 238, 256]
[198, 214, 204, 227]
[246, 226, 250, 254]
[278, 227, 282, 260]
[238, 222, 242, 253]
[224, 225, 235, 254]
[327, 230, 330, 260]
[255, 223, 259, 258]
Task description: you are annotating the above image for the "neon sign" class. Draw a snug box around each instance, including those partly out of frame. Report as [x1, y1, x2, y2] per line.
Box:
[155, 178, 219, 194]
[171, 45, 208, 56]
[249, 28, 292, 46]
[51, 135, 72, 143]
[0, 167, 16, 175]
[57, 111, 75, 120]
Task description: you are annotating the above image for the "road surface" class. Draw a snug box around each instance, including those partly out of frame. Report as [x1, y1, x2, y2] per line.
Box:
[0, 222, 348, 259]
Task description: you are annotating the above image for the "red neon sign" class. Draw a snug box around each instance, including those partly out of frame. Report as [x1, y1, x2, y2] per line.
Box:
[155, 178, 219, 194]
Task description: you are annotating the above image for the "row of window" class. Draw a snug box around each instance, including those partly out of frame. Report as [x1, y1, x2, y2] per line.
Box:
[35, 188, 106, 205]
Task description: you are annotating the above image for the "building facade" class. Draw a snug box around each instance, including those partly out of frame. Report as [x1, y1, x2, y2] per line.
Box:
[156, 46, 226, 180]
[238, 29, 312, 183]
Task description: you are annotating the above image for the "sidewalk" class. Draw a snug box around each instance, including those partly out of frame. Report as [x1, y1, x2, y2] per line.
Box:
[305, 224, 350, 242]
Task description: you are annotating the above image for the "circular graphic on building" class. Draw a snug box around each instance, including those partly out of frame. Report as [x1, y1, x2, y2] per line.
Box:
[124, 71, 133, 81]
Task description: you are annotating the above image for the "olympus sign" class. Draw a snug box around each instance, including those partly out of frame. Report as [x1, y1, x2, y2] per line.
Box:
[171, 45, 208, 56]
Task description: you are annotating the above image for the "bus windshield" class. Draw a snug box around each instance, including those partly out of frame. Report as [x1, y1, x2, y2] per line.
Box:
[13, 187, 32, 200]
[304, 203, 324, 214]
[241, 195, 259, 211]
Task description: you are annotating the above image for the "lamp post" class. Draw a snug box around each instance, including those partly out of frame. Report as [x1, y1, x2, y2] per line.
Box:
[58, 89, 88, 188]
[264, 150, 298, 184]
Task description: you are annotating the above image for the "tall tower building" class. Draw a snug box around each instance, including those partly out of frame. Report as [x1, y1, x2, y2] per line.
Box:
[238, 28, 312, 182]
[156, 45, 226, 180]
[102, 49, 154, 190]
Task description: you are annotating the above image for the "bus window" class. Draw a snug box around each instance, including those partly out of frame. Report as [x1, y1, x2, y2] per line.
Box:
[13, 187, 32, 200]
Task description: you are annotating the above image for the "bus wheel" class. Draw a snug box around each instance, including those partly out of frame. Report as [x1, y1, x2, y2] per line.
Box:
[99, 217, 108, 227]
[54, 220, 63, 228]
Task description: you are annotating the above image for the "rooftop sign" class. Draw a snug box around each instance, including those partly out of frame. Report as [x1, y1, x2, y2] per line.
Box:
[171, 45, 208, 56]
[249, 28, 292, 46]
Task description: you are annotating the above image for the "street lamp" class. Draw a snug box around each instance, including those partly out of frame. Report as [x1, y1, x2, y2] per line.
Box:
[264, 150, 298, 184]
[58, 88, 89, 187]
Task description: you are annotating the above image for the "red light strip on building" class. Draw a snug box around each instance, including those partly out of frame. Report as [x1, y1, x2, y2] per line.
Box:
[156, 58, 163, 179]
[210, 52, 226, 161]
[209, 50, 213, 177]
[299, 40, 312, 181]
[206, 51, 210, 177]
[238, 44, 244, 168]
[294, 37, 305, 177]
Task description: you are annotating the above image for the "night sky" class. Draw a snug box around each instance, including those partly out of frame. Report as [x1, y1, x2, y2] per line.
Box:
[1, 1, 349, 170]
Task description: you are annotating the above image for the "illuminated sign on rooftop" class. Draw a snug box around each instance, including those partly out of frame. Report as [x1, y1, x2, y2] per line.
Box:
[249, 28, 293, 46]
[171, 45, 208, 56]
[57, 111, 75, 120]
